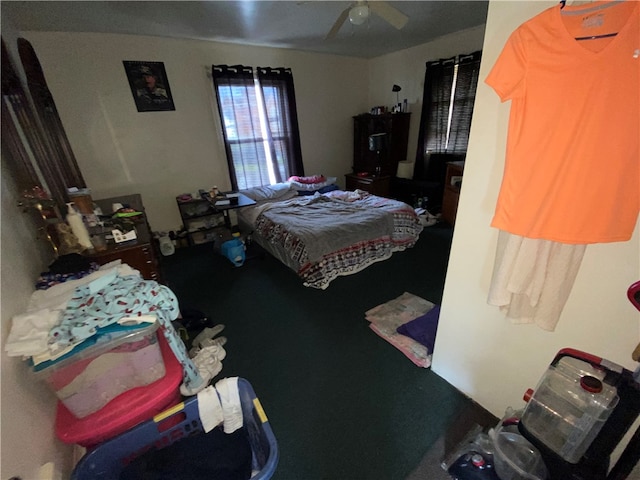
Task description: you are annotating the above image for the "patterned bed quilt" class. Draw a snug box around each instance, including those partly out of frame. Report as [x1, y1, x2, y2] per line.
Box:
[246, 189, 423, 289]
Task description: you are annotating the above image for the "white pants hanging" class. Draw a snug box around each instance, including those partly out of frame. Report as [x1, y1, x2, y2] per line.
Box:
[488, 230, 586, 331]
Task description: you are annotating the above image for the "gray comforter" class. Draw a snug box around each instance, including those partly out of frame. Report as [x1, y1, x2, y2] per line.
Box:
[257, 195, 395, 262]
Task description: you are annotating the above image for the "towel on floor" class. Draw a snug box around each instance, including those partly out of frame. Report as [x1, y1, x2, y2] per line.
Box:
[487, 230, 586, 331]
[366, 292, 435, 368]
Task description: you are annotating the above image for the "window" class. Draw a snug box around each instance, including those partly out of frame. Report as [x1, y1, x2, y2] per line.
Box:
[416, 51, 482, 157]
[212, 65, 304, 191]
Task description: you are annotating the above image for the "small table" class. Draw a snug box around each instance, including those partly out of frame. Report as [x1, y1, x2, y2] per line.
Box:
[199, 190, 256, 229]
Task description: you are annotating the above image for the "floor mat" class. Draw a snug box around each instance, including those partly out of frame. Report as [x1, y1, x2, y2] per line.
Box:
[365, 292, 435, 368]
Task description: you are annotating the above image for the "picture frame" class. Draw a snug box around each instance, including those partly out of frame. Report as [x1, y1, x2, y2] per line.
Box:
[123, 60, 175, 112]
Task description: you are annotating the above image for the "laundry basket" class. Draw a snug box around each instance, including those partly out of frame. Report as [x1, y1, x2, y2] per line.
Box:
[72, 378, 278, 479]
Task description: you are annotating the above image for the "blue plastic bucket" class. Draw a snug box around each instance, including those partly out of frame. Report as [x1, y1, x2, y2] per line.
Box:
[221, 238, 245, 267]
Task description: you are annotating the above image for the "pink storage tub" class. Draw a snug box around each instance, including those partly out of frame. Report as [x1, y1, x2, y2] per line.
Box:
[55, 330, 183, 448]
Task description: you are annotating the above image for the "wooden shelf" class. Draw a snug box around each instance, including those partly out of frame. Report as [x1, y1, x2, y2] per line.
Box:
[176, 196, 225, 246]
[352, 112, 410, 178]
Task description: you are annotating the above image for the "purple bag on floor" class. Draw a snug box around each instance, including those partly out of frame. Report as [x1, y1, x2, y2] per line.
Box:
[396, 305, 440, 353]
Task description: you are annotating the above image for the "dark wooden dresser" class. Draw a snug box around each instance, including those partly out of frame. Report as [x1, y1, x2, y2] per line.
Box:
[87, 194, 162, 282]
[345, 174, 391, 197]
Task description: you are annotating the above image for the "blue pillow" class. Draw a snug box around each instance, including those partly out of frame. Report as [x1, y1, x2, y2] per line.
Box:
[396, 305, 440, 353]
[297, 184, 341, 196]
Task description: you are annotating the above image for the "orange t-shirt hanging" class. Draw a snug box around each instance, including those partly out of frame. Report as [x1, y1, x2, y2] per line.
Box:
[486, 1, 639, 244]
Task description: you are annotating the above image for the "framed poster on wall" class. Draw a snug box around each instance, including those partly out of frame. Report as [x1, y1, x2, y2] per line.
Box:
[123, 60, 175, 112]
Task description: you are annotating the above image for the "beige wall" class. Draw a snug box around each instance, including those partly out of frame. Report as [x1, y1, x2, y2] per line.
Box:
[23, 32, 370, 232]
[432, 1, 640, 417]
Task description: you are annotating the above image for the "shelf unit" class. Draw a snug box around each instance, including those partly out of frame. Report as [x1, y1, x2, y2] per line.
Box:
[352, 112, 411, 177]
[176, 196, 226, 246]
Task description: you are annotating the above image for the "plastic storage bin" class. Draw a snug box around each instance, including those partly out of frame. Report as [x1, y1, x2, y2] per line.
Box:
[491, 423, 548, 480]
[71, 378, 278, 480]
[34, 322, 166, 419]
[56, 330, 183, 448]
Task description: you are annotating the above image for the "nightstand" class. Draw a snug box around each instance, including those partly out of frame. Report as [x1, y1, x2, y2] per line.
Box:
[441, 161, 465, 225]
[345, 174, 391, 197]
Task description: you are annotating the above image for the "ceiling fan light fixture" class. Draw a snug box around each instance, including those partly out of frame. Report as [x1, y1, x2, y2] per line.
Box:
[348, 5, 369, 26]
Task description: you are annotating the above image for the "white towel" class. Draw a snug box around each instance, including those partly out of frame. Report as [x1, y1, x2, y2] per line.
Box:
[4, 308, 61, 356]
[197, 385, 224, 433]
[488, 230, 586, 331]
[215, 377, 243, 434]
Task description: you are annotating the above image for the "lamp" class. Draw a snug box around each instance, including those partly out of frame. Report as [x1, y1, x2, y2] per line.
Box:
[349, 5, 369, 26]
[368, 133, 387, 176]
[392, 84, 402, 107]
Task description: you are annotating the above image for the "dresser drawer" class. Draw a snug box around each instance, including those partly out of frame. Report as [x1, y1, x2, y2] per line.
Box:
[92, 244, 160, 281]
[345, 174, 391, 197]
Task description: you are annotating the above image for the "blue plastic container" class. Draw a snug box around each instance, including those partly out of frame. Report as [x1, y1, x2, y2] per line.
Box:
[221, 238, 245, 267]
[72, 378, 278, 479]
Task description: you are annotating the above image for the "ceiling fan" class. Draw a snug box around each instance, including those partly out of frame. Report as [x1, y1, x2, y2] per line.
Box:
[325, 1, 409, 40]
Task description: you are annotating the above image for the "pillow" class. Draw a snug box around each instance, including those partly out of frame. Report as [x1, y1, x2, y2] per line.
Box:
[289, 176, 338, 192]
[288, 175, 325, 184]
[239, 182, 294, 202]
[396, 305, 440, 353]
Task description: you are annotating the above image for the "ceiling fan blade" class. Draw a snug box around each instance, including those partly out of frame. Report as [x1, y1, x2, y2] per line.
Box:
[368, 1, 408, 30]
[325, 6, 350, 40]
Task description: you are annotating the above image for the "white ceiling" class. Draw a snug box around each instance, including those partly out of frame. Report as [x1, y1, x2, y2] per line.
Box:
[2, 1, 489, 59]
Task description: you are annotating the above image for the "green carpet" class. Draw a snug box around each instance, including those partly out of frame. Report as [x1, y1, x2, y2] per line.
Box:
[161, 224, 478, 479]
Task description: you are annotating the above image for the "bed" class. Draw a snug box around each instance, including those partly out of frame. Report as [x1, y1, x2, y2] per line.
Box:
[237, 180, 423, 289]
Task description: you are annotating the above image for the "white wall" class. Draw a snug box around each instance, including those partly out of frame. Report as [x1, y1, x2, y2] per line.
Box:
[0, 18, 75, 480]
[23, 32, 369, 232]
[1, 157, 74, 480]
[432, 1, 640, 417]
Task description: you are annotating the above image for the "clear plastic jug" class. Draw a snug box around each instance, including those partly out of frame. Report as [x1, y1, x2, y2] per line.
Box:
[520, 349, 620, 464]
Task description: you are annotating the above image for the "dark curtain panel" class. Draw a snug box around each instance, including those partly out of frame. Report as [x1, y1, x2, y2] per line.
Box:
[414, 50, 482, 178]
[212, 64, 265, 191]
[413, 58, 455, 179]
[257, 67, 304, 181]
[17, 38, 86, 193]
[448, 51, 482, 153]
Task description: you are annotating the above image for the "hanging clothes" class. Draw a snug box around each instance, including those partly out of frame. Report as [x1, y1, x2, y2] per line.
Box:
[484, 1, 638, 329]
[488, 230, 586, 331]
[486, 1, 639, 244]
